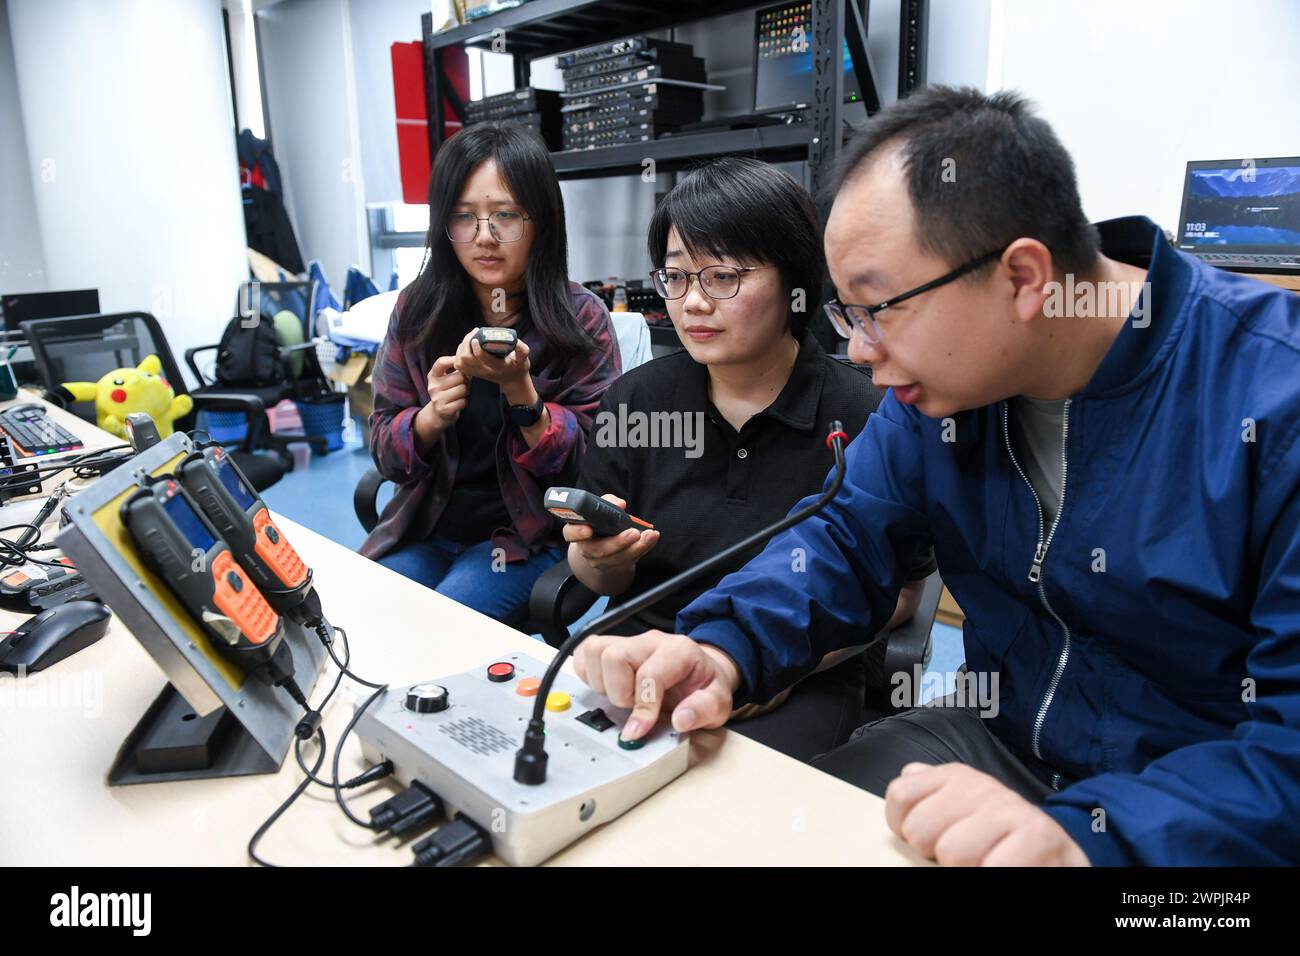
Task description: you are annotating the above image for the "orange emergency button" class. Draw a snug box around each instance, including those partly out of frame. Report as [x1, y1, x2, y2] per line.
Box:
[516, 677, 542, 697]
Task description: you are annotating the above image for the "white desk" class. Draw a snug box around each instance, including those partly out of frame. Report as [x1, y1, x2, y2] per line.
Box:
[0, 398, 921, 866]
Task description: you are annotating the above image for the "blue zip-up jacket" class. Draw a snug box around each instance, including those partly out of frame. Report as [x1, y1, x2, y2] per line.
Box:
[678, 217, 1300, 866]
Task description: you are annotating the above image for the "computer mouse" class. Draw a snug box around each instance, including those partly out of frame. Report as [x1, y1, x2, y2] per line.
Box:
[0, 600, 111, 674]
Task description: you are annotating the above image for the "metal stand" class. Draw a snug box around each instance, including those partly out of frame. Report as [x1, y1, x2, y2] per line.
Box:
[56, 433, 327, 786]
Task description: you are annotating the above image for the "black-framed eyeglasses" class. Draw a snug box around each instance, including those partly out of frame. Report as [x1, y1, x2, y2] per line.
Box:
[650, 264, 765, 300]
[446, 210, 531, 243]
[824, 249, 1002, 344]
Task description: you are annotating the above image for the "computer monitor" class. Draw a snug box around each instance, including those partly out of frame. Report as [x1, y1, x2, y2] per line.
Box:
[1176, 158, 1300, 255]
[754, 0, 860, 114]
[0, 289, 101, 333]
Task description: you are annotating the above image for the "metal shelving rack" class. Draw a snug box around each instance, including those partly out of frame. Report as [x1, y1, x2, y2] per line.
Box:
[420, 0, 929, 189]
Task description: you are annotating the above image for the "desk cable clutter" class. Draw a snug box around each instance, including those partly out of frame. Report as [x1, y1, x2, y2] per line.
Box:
[55, 421, 848, 867]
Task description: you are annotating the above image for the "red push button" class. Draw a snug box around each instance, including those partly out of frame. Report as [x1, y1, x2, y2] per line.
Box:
[487, 662, 515, 683]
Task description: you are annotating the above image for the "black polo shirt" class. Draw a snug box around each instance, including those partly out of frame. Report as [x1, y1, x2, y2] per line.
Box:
[578, 329, 935, 636]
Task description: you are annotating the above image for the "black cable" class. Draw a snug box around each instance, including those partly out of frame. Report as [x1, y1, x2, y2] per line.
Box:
[331, 682, 390, 831]
[321, 625, 385, 689]
[291, 621, 361, 788]
[24, 444, 133, 479]
[0, 522, 74, 570]
[247, 623, 394, 865]
[248, 727, 327, 868]
[294, 735, 392, 791]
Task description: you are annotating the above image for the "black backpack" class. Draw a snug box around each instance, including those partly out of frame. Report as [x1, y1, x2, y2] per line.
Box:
[214, 316, 287, 388]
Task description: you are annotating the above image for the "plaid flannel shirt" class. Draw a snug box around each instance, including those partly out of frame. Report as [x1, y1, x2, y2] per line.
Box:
[360, 283, 620, 563]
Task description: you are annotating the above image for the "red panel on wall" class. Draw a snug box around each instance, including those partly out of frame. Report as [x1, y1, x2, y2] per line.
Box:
[392, 41, 469, 205]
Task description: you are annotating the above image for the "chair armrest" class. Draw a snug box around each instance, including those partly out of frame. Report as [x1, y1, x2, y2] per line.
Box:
[190, 391, 270, 458]
[879, 570, 943, 708]
[278, 341, 320, 355]
[526, 558, 599, 648]
[353, 466, 387, 533]
[184, 344, 221, 387]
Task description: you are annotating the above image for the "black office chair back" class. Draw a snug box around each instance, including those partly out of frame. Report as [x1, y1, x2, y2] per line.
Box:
[236, 280, 319, 339]
[21, 312, 195, 430]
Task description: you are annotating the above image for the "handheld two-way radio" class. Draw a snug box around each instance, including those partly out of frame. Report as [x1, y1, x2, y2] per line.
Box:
[174, 445, 325, 631]
[120, 476, 315, 730]
[475, 326, 518, 357]
[544, 487, 653, 538]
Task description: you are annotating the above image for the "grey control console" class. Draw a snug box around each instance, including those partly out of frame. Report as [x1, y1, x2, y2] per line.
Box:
[354, 653, 689, 866]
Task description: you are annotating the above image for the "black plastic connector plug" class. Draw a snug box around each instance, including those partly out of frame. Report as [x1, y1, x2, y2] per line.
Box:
[411, 816, 491, 867]
[341, 759, 393, 789]
[369, 781, 444, 836]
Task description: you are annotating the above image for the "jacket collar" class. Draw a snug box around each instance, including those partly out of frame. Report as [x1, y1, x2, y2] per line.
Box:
[1080, 216, 1195, 397]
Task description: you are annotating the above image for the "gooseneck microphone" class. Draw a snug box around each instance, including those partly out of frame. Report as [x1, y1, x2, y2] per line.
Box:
[514, 421, 850, 785]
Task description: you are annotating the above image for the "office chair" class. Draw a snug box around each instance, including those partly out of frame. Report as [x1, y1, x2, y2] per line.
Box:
[21, 311, 288, 491]
[183, 284, 335, 459]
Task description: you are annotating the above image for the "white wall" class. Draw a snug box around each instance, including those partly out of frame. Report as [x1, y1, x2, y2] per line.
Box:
[0, 0, 47, 294]
[6, 0, 248, 380]
[928, 0, 992, 89]
[224, 0, 266, 139]
[257, 0, 369, 287]
[347, 0, 436, 207]
[991, 0, 1300, 228]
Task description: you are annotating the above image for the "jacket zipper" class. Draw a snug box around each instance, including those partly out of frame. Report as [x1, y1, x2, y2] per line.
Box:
[1000, 399, 1072, 790]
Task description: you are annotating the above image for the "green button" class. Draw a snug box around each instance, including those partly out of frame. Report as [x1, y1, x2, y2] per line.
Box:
[617, 735, 645, 751]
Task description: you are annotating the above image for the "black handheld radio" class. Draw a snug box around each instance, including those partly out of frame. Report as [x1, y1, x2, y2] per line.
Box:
[174, 445, 324, 630]
[475, 326, 518, 357]
[543, 487, 654, 538]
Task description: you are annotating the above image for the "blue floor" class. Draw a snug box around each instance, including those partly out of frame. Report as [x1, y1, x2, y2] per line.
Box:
[267, 420, 966, 701]
[259, 421, 378, 552]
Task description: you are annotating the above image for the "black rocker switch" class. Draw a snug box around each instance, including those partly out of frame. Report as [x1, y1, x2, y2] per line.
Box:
[577, 708, 616, 732]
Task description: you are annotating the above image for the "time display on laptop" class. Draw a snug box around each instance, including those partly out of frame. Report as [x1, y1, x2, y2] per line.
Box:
[1179, 159, 1300, 251]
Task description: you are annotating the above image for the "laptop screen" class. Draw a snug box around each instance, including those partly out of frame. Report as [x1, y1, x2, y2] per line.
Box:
[1177, 158, 1300, 254]
[0, 289, 100, 333]
[754, 1, 860, 113]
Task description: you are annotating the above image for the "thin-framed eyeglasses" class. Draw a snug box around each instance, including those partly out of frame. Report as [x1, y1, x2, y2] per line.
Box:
[650, 264, 766, 300]
[446, 210, 531, 243]
[824, 249, 1002, 343]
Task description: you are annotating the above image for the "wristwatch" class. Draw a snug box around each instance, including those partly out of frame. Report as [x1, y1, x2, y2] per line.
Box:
[507, 394, 545, 427]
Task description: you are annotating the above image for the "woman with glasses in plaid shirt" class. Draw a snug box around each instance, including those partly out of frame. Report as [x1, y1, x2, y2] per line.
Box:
[360, 122, 620, 624]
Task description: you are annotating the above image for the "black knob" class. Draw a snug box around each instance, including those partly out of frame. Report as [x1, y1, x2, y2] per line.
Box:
[405, 682, 449, 714]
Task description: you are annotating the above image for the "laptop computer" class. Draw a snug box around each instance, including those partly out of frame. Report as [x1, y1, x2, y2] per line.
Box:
[1176, 157, 1300, 274]
[0, 289, 100, 334]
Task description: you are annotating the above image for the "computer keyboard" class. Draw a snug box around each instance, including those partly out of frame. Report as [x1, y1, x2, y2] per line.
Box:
[0, 404, 85, 457]
[1196, 252, 1300, 267]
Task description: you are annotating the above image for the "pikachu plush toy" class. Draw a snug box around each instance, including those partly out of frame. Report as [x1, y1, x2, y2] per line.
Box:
[62, 355, 194, 440]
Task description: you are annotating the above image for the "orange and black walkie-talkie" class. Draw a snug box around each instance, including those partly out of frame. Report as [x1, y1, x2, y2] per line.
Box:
[175, 445, 325, 632]
[120, 477, 311, 724]
[543, 487, 654, 537]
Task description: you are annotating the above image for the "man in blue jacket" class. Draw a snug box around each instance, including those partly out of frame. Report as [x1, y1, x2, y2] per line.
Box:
[573, 86, 1300, 865]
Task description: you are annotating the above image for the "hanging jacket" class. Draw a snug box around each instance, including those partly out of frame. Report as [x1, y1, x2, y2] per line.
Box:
[242, 186, 305, 275]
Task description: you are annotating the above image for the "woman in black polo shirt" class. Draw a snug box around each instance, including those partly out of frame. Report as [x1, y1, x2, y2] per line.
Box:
[566, 157, 932, 761]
